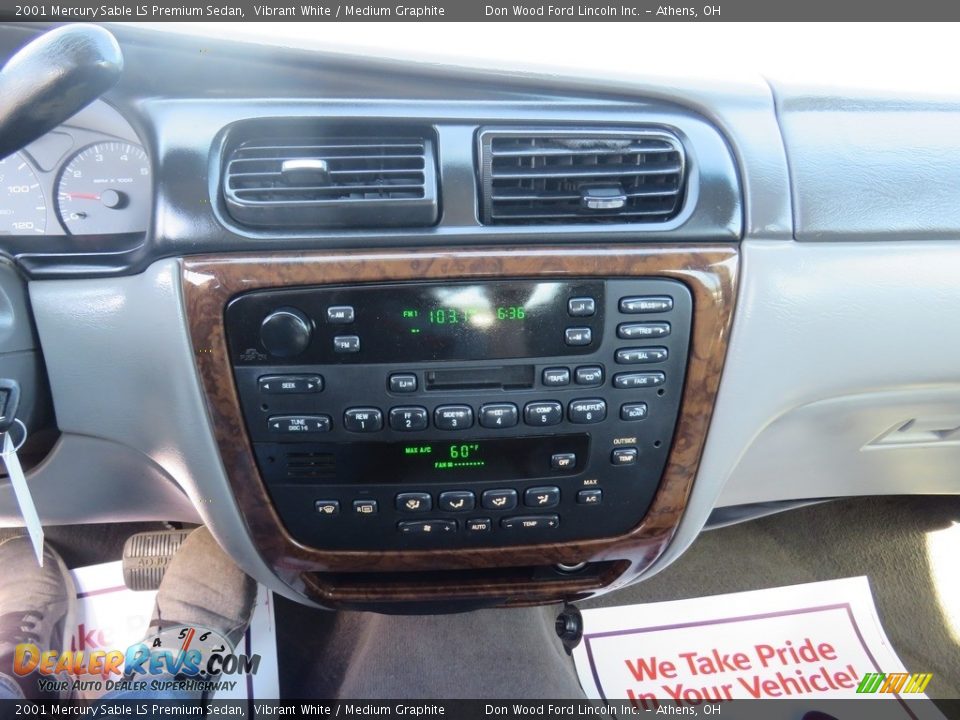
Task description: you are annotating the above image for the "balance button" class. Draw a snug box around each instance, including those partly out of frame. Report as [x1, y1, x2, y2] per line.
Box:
[619, 296, 674, 314]
[267, 415, 331, 433]
[618, 322, 671, 340]
[551, 453, 577, 471]
[481, 489, 518, 511]
[616, 347, 668, 364]
[577, 489, 603, 506]
[353, 500, 378, 516]
[524, 486, 560, 509]
[434, 405, 474, 431]
[568, 297, 596, 317]
[438, 491, 476, 512]
[479, 403, 519, 429]
[398, 520, 457, 535]
[326, 306, 355, 324]
[344, 408, 383, 432]
[565, 327, 592, 346]
[524, 401, 563, 427]
[396, 492, 432, 513]
[389, 406, 429, 431]
[466, 518, 493, 533]
[258, 375, 323, 394]
[613, 372, 666, 389]
[612, 447, 638, 466]
[389, 373, 418, 393]
[333, 335, 360, 353]
[315, 500, 340, 516]
[620, 402, 649, 421]
[568, 399, 607, 424]
[575, 366, 604, 386]
[542, 367, 571, 386]
[501, 515, 560, 530]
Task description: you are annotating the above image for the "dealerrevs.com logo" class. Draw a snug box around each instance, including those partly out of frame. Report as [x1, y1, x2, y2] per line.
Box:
[12, 625, 261, 695]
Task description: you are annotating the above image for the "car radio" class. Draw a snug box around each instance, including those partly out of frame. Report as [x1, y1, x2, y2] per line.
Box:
[225, 278, 692, 551]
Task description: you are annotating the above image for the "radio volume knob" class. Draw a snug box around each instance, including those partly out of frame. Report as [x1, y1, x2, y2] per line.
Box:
[260, 307, 312, 358]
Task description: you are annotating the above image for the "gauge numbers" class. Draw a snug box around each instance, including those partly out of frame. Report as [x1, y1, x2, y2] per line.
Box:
[0, 153, 46, 235]
[56, 142, 151, 235]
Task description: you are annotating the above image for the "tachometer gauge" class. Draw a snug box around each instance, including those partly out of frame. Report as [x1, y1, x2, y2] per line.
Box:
[0, 153, 46, 235]
[56, 141, 151, 235]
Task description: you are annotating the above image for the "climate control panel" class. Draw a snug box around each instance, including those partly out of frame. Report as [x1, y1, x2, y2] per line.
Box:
[226, 278, 692, 551]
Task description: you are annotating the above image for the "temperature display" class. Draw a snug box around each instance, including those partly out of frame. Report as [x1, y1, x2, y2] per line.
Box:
[404, 442, 485, 470]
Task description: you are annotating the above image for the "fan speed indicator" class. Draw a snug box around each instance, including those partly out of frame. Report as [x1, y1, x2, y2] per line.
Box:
[56, 142, 151, 235]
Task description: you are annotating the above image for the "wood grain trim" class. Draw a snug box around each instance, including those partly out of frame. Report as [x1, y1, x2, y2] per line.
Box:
[182, 244, 738, 606]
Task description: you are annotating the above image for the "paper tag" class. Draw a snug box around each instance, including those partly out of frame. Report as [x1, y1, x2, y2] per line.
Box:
[2, 429, 44, 566]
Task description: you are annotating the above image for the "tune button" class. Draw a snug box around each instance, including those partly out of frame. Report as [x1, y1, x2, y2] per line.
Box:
[613, 372, 666, 389]
[481, 489, 518, 511]
[267, 415, 331, 433]
[618, 322, 671, 339]
[479, 403, 519, 429]
[619, 296, 674, 314]
[565, 327, 592, 346]
[438, 490, 476, 512]
[434, 405, 474, 431]
[388, 406, 428, 431]
[524, 486, 560, 509]
[612, 447, 639, 466]
[616, 347, 668, 364]
[326, 306, 355, 324]
[524, 401, 563, 427]
[501, 515, 560, 530]
[343, 408, 384, 432]
[389, 373, 418, 393]
[620, 402, 649, 421]
[396, 492, 432, 513]
[567, 297, 596, 317]
[542, 367, 571, 386]
[568, 398, 607, 424]
[333, 335, 360, 353]
[575, 366, 604, 386]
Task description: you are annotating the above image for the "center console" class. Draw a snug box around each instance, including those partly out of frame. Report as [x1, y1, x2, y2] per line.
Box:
[226, 278, 691, 551]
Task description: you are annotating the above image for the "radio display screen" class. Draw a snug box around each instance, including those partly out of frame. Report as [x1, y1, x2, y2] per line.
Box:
[227, 279, 605, 363]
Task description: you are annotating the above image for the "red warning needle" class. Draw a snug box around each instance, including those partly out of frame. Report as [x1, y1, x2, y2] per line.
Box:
[63, 192, 100, 200]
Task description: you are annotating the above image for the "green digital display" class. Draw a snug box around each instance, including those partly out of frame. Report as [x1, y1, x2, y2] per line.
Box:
[401, 305, 527, 330]
[403, 442, 486, 471]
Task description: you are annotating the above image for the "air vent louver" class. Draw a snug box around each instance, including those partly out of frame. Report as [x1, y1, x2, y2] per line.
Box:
[479, 129, 685, 225]
[223, 132, 438, 228]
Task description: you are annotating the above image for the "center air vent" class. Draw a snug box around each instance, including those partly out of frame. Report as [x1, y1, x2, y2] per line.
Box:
[223, 131, 438, 229]
[478, 128, 685, 225]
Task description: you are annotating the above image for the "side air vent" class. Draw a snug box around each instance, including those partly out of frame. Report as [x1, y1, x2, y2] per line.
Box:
[478, 128, 685, 225]
[223, 132, 438, 228]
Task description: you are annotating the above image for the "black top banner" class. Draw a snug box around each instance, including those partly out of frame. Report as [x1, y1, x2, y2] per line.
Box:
[0, 0, 959, 21]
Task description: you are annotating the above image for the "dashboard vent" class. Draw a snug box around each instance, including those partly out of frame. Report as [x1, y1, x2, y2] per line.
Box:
[478, 128, 685, 225]
[223, 133, 438, 228]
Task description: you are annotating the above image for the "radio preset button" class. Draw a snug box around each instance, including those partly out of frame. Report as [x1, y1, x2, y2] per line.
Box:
[577, 489, 603, 505]
[434, 405, 474, 431]
[396, 492, 432, 513]
[616, 347, 668, 364]
[567, 297, 596, 317]
[479, 403, 519, 429]
[551, 453, 577, 470]
[258, 375, 323, 394]
[619, 296, 674, 314]
[268, 415, 331, 433]
[389, 406, 428, 431]
[398, 520, 456, 535]
[524, 401, 563, 427]
[568, 399, 607, 424]
[542, 367, 571, 387]
[612, 447, 639, 466]
[315, 500, 340, 516]
[614, 372, 666, 389]
[524, 486, 560, 509]
[344, 408, 384, 432]
[481, 489, 518, 511]
[438, 490, 476, 512]
[618, 322, 671, 339]
[353, 499, 378, 516]
[466, 518, 492, 533]
[501, 515, 559, 530]
[326, 306, 355, 324]
[621, 402, 649, 421]
[389, 373, 418, 393]
[333, 335, 360, 353]
[575, 366, 604, 386]
[565, 327, 592, 346]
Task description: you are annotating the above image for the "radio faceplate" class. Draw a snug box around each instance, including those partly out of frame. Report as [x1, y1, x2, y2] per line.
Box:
[227, 278, 692, 551]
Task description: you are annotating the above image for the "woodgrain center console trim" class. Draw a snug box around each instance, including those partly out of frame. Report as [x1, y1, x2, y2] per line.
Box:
[182, 244, 738, 607]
